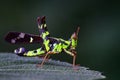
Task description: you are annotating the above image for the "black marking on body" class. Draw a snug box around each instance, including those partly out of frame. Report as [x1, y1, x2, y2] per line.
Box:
[33, 50, 37, 53]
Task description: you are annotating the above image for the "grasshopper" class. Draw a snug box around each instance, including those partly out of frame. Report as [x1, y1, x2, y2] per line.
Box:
[5, 16, 80, 68]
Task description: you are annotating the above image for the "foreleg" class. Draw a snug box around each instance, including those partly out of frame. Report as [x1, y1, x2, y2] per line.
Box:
[63, 49, 77, 68]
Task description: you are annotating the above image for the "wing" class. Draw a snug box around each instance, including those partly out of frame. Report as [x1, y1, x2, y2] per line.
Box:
[5, 32, 43, 44]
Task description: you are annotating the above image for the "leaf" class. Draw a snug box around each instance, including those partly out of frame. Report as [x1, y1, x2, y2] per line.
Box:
[0, 53, 105, 80]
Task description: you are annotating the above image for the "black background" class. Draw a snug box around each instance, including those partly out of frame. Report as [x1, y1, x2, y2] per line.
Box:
[0, 0, 120, 80]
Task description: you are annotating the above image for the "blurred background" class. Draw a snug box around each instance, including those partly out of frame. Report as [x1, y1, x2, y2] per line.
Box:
[0, 0, 120, 80]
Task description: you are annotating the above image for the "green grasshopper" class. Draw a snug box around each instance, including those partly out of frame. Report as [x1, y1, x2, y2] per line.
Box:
[5, 16, 80, 68]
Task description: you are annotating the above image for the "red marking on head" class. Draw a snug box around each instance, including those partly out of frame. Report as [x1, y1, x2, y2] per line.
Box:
[71, 32, 78, 40]
[71, 27, 80, 40]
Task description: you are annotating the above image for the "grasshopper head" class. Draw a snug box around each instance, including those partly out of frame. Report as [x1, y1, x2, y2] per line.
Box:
[70, 27, 80, 50]
[70, 32, 78, 49]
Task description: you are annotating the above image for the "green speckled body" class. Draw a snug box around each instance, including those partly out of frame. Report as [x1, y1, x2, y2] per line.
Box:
[5, 16, 80, 67]
[22, 16, 78, 57]
[5, 16, 79, 59]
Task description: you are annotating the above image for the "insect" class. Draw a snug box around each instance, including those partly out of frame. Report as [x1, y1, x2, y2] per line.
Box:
[5, 16, 80, 68]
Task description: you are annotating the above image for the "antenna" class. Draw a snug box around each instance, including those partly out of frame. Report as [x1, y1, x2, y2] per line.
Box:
[76, 27, 80, 35]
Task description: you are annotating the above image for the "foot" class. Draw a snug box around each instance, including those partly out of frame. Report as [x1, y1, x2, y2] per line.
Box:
[73, 64, 80, 70]
[36, 64, 43, 68]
